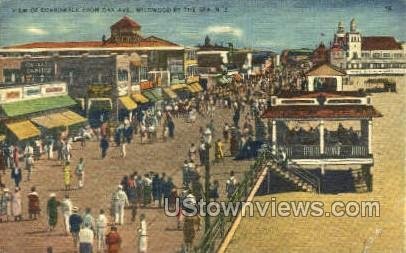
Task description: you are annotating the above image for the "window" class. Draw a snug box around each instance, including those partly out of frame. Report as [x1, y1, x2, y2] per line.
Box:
[361, 52, 370, 58]
[353, 52, 358, 59]
[3, 69, 21, 83]
[187, 65, 198, 77]
[131, 67, 140, 83]
[187, 51, 196, 60]
[382, 53, 390, 58]
[372, 53, 381, 58]
[394, 53, 403, 58]
[140, 67, 148, 81]
[117, 69, 128, 81]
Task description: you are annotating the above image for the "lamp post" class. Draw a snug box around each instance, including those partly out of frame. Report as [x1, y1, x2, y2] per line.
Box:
[203, 127, 212, 233]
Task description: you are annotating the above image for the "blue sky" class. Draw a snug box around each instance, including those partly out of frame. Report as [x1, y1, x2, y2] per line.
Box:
[0, 0, 404, 52]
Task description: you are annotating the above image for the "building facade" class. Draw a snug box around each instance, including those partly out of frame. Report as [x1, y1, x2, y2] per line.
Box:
[329, 18, 406, 75]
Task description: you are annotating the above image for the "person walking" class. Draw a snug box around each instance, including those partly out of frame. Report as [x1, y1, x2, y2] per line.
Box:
[226, 171, 238, 199]
[143, 174, 152, 207]
[47, 193, 60, 231]
[82, 208, 94, 230]
[25, 154, 34, 181]
[1, 188, 11, 222]
[152, 173, 161, 208]
[11, 166, 22, 187]
[111, 185, 129, 225]
[61, 194, 73, 235]
[105, 225, 122, 253]
[69, 207, 83, 249]
[95, 209, 108, 252]
[76, 158, 85, 189]
[214, 139, 224, 162]
[27, 187, 40, 220]
[79, 224, 94, 253]
[64, 162, 73, 191]
[11, 187, 22, 221]
[100, 136, 109, 159]
[137, 214, 147, 253]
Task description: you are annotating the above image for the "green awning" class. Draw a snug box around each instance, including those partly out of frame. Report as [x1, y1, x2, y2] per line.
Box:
[142, 88, 162, 103]
[2, 95, 77, 117]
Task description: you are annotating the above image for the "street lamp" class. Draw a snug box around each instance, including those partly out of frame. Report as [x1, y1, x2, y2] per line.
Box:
[203, 127, 212, 233]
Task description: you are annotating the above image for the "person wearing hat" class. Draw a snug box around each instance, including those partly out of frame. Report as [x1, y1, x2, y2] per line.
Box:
[69, 207, 83, 248]
[111, 185, 129, 225]
[105, 225, 122, 253]
[47, 193, 60, 231]
[27, 186, 40, 220]
[61, 194, 73, 235]
[11, 187, 22, 221]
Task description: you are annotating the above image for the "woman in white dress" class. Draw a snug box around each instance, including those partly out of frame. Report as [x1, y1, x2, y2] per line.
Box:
[138, 214, 147, 253]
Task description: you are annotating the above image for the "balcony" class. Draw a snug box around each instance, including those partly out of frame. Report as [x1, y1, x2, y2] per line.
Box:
[280, 145, 370, 159]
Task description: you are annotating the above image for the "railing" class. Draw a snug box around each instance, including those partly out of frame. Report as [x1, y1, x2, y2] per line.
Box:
[193, 150, 271, 253]
[280, 145, 369, 159]
[324, 145, 369, 158]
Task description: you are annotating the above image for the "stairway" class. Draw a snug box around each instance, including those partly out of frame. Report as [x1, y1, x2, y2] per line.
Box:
[268, 161, 318, 193]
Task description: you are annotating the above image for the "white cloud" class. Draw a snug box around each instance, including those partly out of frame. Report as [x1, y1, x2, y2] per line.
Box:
[26, 27, 48, 35]
[206, 26, 243, 37]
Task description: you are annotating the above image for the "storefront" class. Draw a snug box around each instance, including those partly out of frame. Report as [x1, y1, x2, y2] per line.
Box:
[118, 96, 138, 122]
[170, 83, 190, 100]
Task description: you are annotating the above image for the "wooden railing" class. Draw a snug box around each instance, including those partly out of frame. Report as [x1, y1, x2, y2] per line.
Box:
[280, 145, 369, 159]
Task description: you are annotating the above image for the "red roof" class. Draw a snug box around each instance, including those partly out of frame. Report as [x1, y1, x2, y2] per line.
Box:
[361, 36, 402, 51]
[111, 16, 141, 30]
[262, 105, 382, 119]
[275, 91, 366, 98]
[4, 37, 180, 49]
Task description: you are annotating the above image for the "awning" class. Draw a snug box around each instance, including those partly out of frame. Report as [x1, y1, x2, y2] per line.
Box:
[163, 88, 177, 99]
[142, 88, 162, 103]
[6, 121, 41, 140]
[187, 82, 203, 93]
[132, 93, 149, 104]
[31, 111, 87, 129]
[170, 84, 187, 90]
[0, 135, 6, 142]
[1, 95, 77, 117]
[119, 96, 138, 110]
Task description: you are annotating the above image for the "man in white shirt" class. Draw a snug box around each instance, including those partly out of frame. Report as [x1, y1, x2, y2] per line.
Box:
[61, 194, 73, 235]
[79, 224, 94, 253]
[95, 209, 108, 252]
[111, 185, 129, 225]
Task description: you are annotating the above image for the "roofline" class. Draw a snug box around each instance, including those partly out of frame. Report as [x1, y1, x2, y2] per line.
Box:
[0, 46, 185, 53]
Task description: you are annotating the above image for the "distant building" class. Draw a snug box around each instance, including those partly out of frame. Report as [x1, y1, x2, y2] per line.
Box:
[0, 16, 185, 122]
[329, 18, 406, 75]
[311, 42, 329, 66]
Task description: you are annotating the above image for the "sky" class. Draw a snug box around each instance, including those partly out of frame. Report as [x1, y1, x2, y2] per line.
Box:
[0, 0, 405, 52]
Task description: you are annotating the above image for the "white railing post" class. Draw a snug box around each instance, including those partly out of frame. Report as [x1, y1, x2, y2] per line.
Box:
[368, 120, 373, 154]
[319, 120, 325, 155]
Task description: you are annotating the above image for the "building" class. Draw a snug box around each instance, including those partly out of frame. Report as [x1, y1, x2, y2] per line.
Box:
[311, 42, 329, 66]
[0, 16, 185, 123]
[329, 18, 406, 76]
[263, 90, 382, 192]
[0, 81, 86, 143]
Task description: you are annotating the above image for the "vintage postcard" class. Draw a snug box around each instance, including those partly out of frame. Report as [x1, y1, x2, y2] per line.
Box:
[0, 0, 404, 252]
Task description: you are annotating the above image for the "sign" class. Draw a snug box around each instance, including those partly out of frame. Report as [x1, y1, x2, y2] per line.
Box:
[24, 86, 41, 97]
[6, 91, 20, 100]
[140, 81, 153, 90]
[45, 87, 64, 93]
[22, 61, 53, 75]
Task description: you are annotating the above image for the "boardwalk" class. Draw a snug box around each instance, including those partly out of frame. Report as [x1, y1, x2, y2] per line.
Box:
[0, 107, 254, 253]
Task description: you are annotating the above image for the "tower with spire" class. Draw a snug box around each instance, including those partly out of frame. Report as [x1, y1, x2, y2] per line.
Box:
[346, 18, 362, 60]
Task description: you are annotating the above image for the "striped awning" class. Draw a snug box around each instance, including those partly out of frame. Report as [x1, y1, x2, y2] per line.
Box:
[6, 121, 40, 140]
[188, 82, 203, 93]
[163, 88, 177, 99]
[170, 84, 187, 90]
[119, 96, 138, 110]
[131, 93, 149, 104]
[31, 111, 87, 129]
